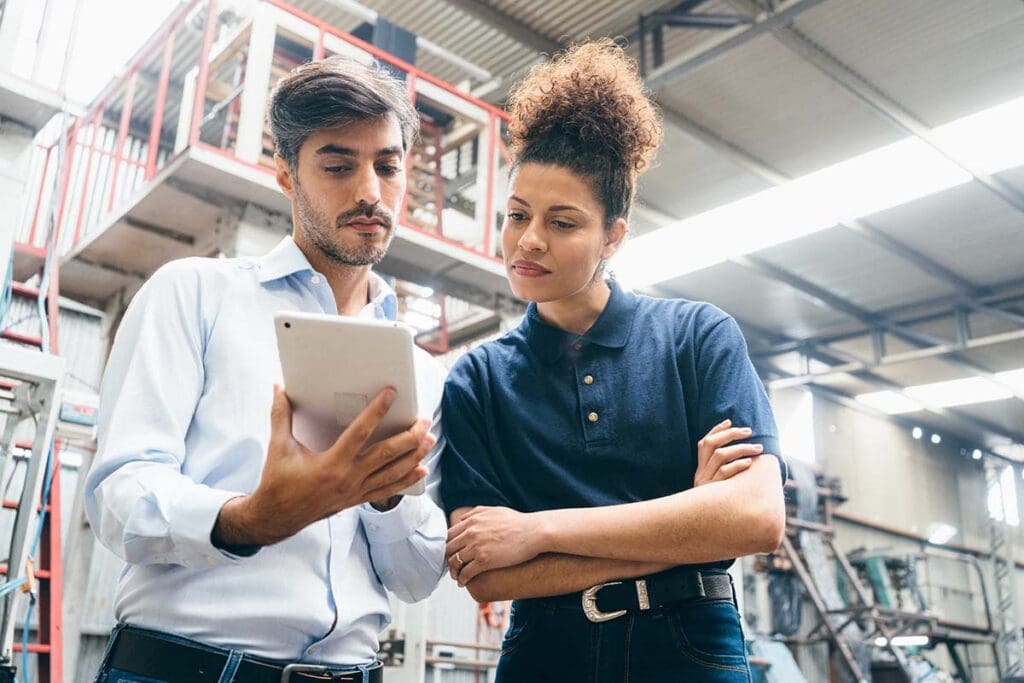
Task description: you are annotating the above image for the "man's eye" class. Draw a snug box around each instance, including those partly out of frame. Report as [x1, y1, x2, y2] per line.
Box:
[378, 165, 400, 176]
[324, 166, 350, 174]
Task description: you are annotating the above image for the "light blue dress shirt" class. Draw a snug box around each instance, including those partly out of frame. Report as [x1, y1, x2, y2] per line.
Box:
[85, 236, 448, 664]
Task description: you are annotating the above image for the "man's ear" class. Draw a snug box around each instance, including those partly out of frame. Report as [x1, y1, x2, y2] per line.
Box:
[274, 153, 296, 200]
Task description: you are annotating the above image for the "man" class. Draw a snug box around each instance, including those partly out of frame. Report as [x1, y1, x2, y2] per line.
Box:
[85, 56, 447, 683]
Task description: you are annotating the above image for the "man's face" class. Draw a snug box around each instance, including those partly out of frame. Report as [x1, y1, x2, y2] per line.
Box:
[276, 115, 406, 266]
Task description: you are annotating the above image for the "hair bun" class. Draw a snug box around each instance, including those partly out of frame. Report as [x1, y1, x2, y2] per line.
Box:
[506, 39, 662, 177]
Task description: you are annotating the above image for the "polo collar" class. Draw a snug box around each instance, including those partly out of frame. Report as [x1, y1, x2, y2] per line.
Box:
[520, 279, 638, 364]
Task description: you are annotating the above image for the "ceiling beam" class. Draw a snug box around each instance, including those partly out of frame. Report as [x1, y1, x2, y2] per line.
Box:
[643, 0, 830, 90]
[443, 0, 561, 55]
[734, 254, 1024, 402]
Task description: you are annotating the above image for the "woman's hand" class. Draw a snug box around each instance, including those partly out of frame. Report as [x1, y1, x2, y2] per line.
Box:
[446, 506, 546, 585]
[693, 419, 764, 487]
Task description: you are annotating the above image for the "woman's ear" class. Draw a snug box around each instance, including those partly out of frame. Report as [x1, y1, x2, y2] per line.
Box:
[602, 217, 629, 260]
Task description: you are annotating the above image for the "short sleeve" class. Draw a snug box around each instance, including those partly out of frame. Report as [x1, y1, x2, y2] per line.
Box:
[439, 359, 513, 517]
[695, 313, 788, 484]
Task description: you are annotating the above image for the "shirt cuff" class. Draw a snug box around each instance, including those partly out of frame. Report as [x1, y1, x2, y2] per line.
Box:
[358, 494, 431, 545]
[168, 485, 250, 567]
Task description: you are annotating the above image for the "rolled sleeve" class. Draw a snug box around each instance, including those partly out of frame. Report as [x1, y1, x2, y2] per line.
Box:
[169, 486, 252, 565]
[695, 311, 788, 486]
[358, 494, 431, 545]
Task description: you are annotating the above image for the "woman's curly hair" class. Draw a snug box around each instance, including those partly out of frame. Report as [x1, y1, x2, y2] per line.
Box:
[506, 38, 663, 228]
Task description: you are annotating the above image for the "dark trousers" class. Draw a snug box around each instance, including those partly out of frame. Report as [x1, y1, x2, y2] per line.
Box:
[496, 597, 752, 683]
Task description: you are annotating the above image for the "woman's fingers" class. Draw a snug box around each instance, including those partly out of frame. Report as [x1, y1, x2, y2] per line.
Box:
[713, 457, 754, 482]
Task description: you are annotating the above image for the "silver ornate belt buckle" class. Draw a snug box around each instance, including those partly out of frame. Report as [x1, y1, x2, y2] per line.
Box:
[582, 581, 627, 623]
[582, 579, 652, 623]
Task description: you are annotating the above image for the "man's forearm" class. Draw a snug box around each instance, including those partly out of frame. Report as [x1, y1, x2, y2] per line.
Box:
[466, 553, 674, 603]
[536, 456, 784, 565]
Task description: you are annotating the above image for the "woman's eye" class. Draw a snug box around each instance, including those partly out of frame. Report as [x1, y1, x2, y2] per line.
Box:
[553, 220, 574, 230]
[508, 211, 527, 222]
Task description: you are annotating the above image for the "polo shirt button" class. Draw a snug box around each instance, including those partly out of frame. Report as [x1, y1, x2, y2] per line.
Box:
[583, 375, 594, 385]
[588, 412, 599, 423]
[573, 342, 582, 351]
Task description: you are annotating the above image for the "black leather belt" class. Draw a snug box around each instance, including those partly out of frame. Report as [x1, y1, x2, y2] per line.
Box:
[542, 568, 735, 623]
[106, 626, 384, 683]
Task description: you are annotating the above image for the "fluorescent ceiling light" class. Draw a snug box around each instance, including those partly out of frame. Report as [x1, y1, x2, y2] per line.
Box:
[926, 523, 957, 545]
[855, 390, 924, 415]
[855, 367, 1024, 415]
[616, 95, 1024, 290]
[906, 376, 1013, 408]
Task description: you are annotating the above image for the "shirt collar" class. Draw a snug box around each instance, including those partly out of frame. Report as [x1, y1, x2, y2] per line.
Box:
[257, 236, 315, 283]
[520, 279, 638, 364]
[257, 236, 398, 320]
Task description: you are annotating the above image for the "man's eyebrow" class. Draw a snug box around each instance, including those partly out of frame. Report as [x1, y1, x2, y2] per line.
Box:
[315, 145, 403, 157]
[315, 144, 356, 156]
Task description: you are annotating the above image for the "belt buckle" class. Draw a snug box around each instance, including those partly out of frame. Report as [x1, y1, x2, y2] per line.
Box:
[582, 580, 637, 623]
[281, 663, 356, 683]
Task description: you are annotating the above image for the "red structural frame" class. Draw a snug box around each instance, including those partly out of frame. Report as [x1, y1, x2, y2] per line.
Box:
[21, 0, 509, 267]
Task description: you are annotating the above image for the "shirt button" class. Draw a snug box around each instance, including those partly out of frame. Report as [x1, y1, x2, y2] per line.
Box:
[311, 275, 322, 284]
[384, 569, 394, 577]
[308, 646, 319, 655]
[583, 375, 594, 385]
[368, 523, 379, 532]
[588, 412, 599, 423]
[204, 554, 216, 565]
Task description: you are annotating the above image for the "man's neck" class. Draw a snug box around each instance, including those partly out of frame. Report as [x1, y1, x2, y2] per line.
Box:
[294, 238, 372, 317]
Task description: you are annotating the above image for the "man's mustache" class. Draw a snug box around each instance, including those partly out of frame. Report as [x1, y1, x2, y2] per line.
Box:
[335, 204, 394, 229]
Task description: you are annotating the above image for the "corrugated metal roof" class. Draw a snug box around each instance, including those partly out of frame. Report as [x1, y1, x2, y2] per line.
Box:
[658, 33, 905, 177]
[792, 0, 1024, 127]
[861, 181, 1024, 288]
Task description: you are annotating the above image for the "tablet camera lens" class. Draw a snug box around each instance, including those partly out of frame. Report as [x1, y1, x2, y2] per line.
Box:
[284, 322, 291, 329]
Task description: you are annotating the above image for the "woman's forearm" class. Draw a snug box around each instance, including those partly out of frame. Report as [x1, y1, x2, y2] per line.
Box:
[466, 553, 674, 603]
[537, 455, 784, 565]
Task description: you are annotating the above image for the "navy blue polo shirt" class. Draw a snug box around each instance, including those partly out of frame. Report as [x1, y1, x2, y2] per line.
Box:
[440, 280, 785, 566]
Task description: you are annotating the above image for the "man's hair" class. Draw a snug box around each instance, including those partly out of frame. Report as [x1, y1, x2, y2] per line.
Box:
[268, 56, 419, 169]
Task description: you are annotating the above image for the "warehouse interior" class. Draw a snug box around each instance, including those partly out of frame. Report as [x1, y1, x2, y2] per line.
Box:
[2, 0, 1024, 681]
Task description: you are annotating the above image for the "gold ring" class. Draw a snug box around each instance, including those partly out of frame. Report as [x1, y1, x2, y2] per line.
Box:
[455, 552, 464, 566]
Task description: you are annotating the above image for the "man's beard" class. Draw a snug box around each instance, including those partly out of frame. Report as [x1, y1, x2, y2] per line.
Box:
[296, 185, 396, 266]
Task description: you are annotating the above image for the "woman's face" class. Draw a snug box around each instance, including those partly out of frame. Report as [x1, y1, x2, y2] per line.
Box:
[501, 163, 625, 303]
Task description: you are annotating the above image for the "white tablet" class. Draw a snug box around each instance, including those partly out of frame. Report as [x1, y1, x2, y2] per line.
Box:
[274, 311, 426, 496]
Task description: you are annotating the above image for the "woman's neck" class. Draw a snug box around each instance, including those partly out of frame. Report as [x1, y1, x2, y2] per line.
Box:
[535, 279, 612, 336]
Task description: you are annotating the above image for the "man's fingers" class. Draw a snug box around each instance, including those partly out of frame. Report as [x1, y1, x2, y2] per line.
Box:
[268, 385, 294, 447]
[362, 423, 432, 471]
[362, 464, 428, 503]
[329, 387, 397, 457]
[714, 458, 754, 482]
[363, 442, 429, 493]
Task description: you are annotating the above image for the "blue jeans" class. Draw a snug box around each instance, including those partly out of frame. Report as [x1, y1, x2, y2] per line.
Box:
[495, 596, 752, 682]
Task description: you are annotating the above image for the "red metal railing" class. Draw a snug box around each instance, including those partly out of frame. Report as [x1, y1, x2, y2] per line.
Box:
[18, 0, 509, 266]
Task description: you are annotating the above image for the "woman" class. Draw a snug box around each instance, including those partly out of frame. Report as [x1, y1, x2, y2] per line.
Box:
[439, 40, 786, 682]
